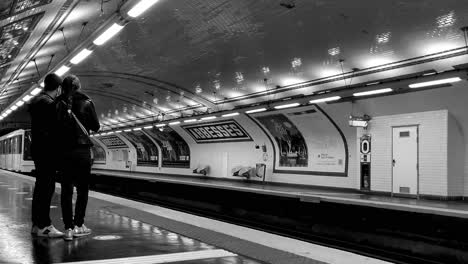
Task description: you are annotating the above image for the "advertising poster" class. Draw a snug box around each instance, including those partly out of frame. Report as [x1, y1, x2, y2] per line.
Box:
[90, 138, 106, 164]
[121, 130, 159, 166]
[253, 105, 348, 176]
[144, 127, 190, 168]
[97, 135, 128, 149]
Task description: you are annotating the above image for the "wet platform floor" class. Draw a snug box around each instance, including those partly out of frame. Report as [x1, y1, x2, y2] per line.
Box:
[0, 172, 265, 264]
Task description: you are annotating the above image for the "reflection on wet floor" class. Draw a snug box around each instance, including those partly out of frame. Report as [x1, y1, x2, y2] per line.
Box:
[0, 173, 264, 264]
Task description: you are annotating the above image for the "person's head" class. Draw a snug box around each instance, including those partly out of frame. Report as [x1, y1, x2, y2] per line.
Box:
[61, 75, 81, 97]
[43, 73, 62, 97]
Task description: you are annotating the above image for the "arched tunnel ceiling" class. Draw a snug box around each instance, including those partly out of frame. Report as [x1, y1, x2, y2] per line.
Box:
[1, 0, 468, 130]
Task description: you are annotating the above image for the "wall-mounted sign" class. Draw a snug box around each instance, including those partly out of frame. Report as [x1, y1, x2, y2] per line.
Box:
[98, 135, 128, 149]
[182, 120, 252, 143]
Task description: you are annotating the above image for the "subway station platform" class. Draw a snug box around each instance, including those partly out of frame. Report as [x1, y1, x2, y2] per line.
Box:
[92, 169, 468, 219]
[0, 170, 390, 264]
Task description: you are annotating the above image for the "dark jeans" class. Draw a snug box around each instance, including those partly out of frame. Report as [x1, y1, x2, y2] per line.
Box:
[60, 147, 92, 230]
[32, 159, 56, 229]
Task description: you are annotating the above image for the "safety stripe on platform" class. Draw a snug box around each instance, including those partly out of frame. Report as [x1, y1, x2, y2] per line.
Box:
[56, 249, 237, 264]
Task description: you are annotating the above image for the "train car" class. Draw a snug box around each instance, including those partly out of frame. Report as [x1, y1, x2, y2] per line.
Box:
[0, 129, 34, 173]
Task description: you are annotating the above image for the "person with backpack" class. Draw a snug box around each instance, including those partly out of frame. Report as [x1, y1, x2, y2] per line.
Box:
[56, 75, 100, 241]
[29, 73, 64, 238]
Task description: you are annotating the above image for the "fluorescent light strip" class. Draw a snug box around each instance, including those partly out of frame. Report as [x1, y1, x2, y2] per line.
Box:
[15, 101, 24, 107]
[353, 88, 393, 97]
[200, 116, 216, 120]
[169, 121, 180, 125]
[124, 129, 132, 132]
[309, 96, 341, 104]
[409, 77, 462, 88]
[128, 0, 160, 18]
[222, 112, 239, 117]
[31, 88, 42, 95]
[155, 124, 166, 127]
[40, 82, 44, 87]
[133, 127, 142, 131]
[144, 126, 153, 129]
[11, 106, 18, 111]
[246, 108, 266, 114]
[93, 23, 124, 46]
[184, 119, 197, 123]
[274, 103, 300, 109]
[70, 48, 93, 64]
[365, 82, 380, 86]
[115, 130, 122, 133]
[55, 65, 70, 77]
[22, 95, 33, 102]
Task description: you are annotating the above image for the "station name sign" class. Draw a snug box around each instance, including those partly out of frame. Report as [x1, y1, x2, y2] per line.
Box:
[182, 120, 252, 143]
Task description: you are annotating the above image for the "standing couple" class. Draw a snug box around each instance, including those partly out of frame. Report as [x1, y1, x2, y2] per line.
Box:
[29, 73, 100, 241]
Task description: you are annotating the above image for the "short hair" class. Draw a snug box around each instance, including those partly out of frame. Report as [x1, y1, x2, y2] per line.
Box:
[43, 73, 62, 91]
[62, 75, 81, 95]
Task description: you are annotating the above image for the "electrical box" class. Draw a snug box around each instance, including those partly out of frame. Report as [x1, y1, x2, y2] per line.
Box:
[360, 135, 371, 191]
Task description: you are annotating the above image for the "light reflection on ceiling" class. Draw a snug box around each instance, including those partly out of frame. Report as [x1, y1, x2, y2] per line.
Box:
[0, 0, 467, 130]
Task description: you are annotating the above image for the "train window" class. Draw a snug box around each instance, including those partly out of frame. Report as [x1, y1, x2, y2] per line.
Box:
[8, 138, 12, 154]
[23, 131, 32, 160]
[0, 140, 3, 154]
[17, 135, 22, 154]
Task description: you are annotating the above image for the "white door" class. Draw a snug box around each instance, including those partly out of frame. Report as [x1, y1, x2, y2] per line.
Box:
[392, 126, 418, 195]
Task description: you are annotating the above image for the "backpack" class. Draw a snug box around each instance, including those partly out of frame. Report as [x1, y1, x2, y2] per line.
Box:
[57, 98, 92, 148]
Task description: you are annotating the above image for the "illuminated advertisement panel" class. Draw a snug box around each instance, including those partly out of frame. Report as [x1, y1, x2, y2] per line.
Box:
[97, 135, 128, 149]
[251, 105, 348, 176]
[144, 127, 190, 168]
[90, 138, 106, 164]
[121, 131, 159, 166]
[182, 120, 252, 143]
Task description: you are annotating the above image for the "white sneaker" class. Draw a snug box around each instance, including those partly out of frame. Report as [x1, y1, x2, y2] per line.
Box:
[63, 228, 74, 241]
[37, 225, 64, 238]
[73, 224, 91, 237]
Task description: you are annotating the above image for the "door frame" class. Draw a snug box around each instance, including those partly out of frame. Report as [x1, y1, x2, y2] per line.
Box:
[391, 124, 420, 197]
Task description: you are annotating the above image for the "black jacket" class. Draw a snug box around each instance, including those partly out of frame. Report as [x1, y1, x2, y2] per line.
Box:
[29, 92, 58, 159]
[57, 91, 100, 149]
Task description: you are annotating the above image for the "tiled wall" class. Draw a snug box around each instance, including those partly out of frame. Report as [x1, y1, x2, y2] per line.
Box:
[358, 110, 448, 196]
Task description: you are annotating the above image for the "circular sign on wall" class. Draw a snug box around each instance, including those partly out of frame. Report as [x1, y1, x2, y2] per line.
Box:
[360, 137, 371, 154]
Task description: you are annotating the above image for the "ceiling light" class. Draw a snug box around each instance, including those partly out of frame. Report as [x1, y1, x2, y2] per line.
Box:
[5, 110, 12, 114]
[144, 125, 153, 129]
[124, 129, 131, 132]
[40, 82, 44, 87]
[31, 88, 42, 95]
[22, 95, 33, 102]
[93, 23, 124, 46]
[309, 96, 341, 104]
[409, 77, 462, 88]
[115, 130, 122, 133]
[55, 65, 70, 77]
[274, 103, 300, 109]
[169, 121, 180, 125]
[222, 112, 239, 117]
[353, 88, 393, 97]
[200, 116, 216, 120]
[184, 119, 197, 123]
[246, 108, 266, 114]
[15, 101, 24, 107]
[70, 48, 93, 64]
[11, 106, 18, 111]
[128, 0, 160, 18]
[133, 127, 142, 131]
[155, 124, 166, 127]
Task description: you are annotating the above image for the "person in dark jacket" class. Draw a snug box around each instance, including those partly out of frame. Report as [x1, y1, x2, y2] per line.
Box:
[29, 73, 64, 238]
[56, 75, 100, 241]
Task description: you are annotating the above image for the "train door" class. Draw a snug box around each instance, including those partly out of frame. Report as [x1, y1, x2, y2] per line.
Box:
[392, 126, 418, 195]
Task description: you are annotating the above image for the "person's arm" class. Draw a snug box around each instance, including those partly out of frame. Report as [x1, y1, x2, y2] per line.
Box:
[86, 100, 100, 133]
